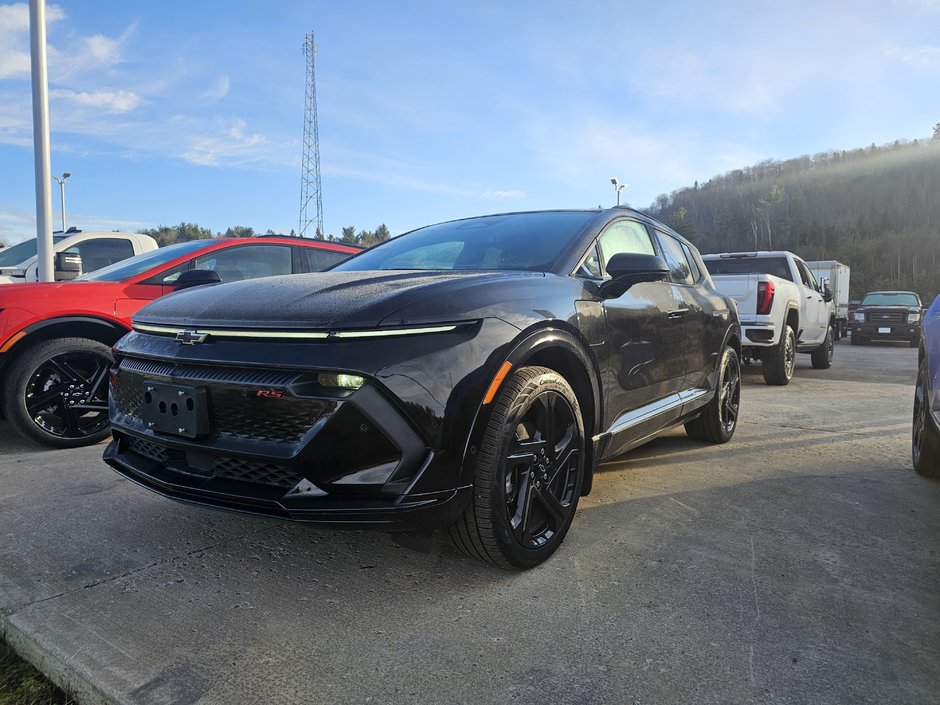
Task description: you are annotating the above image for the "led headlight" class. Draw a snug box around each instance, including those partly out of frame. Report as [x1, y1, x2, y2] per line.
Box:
[318, 373, 365, 389]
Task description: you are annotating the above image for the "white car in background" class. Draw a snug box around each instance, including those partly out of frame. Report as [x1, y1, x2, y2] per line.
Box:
[0, 229, 158, 284]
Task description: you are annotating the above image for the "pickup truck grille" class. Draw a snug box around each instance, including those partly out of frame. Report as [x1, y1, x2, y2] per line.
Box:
[865, 309, 905, 323]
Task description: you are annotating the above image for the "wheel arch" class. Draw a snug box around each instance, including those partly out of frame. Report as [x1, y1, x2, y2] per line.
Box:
[785, 306, 800, 333]
[3, 316, 129, 367]
[460, 325, 602, 496]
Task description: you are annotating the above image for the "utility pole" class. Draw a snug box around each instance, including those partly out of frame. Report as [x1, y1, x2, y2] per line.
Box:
[29, 0, 54, 281]
[299, 32, 324, 239]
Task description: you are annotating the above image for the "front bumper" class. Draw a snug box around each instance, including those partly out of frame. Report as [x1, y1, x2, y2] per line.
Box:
[104, 319, 517, 528]
[851, 323, 919, 341]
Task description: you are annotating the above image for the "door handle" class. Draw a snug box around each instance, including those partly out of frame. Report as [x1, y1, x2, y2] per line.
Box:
[667, 308, 689, 319]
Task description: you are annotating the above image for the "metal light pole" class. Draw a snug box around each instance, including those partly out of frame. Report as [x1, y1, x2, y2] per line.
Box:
[29, 0, 55, 281]
[53, 172, 70, 232]
[610, 177, 627, 206]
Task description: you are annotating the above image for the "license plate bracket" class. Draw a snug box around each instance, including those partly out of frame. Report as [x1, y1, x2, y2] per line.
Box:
[140, 381, 209, 439]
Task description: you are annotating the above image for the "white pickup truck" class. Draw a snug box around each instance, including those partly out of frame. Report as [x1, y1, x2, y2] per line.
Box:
[0, 229, 158, 284]
[702, 251, 836, 385]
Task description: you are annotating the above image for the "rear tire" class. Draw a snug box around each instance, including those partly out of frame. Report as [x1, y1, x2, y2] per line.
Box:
[685, 345, 740, 444]
[2, 337, 113, 448]
[913, 357, 940, 478]
[449, 366, 584, 569]
[762, 325, 795, 385]
[811, 325, 834, 369]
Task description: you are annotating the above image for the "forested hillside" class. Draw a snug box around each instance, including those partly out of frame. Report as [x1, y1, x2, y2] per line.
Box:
[645, 131, 940, 300]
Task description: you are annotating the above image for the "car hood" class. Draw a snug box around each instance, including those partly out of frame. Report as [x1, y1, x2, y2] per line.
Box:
[133, 270, 562, 330]
[0, 280, 116, 309]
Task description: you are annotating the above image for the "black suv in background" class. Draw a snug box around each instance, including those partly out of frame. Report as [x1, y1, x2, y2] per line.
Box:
[104, 208, 741, 569]
[850, 291, 923, 347]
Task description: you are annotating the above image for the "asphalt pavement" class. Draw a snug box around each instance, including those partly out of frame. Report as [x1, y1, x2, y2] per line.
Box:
[1, 340, 937, 705]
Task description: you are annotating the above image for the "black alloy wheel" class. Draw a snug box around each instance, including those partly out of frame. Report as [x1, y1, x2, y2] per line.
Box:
[2, 337, 113, 448]
[685, 345, 741, 443]
[450, 366, 584, 568]
[912, 356, 940, 477]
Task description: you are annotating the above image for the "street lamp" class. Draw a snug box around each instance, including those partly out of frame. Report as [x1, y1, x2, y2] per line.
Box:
[52, 171, 70, 232]
[610, 177, 627, 206]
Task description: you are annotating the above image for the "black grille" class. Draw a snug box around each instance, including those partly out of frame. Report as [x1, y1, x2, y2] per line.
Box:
[211, 456, 302, 488]
[866, 309, 904, 323]
[113, 357, 335, 445]
[126, 436, 301, 489]
[128, 436, 168, 463]
[120, 357, 299, 387]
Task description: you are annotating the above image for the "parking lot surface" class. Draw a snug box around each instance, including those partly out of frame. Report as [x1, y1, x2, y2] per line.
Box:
[1, 341, 937, 705]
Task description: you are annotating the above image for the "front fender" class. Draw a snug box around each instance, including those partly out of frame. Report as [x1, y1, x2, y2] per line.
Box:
[456, 324, 602, 490]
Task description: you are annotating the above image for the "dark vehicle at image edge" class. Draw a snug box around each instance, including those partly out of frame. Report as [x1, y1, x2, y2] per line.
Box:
[104, 208, 742, 569]
[850, 290, 923, 347]
[913, 294, 940, 478]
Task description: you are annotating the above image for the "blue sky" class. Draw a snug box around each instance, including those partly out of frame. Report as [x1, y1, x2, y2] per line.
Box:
[1, 0, 938, 244]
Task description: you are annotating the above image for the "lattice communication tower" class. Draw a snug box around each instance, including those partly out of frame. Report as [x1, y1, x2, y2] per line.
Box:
[299, 32, 323, 238]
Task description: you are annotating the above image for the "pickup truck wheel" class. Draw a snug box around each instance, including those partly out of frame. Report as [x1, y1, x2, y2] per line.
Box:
[449, 366, 584, 569]
[912, 357, 940, 477]
[685, 345, 740, 444]
[811, 325, 834, 369]
[2, 337, 113, 448]
[762, 325, 795, 385]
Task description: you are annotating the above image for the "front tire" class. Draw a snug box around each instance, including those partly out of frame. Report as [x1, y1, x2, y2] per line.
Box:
[913, 356, 940, 477]
[449, 366, 584, 569]
[685, 345, 740, 443]
[2, 337, 113, 448]
[762, 325, 796, 385]
[811, 325, 834, 369]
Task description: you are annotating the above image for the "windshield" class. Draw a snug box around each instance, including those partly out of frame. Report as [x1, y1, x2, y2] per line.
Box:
[334, 211, 598, 272]
[861, 292, 921, 307]
[0, 236, 67, 267]
[703, 256, 793, 281]
[79, 240, 211, 282]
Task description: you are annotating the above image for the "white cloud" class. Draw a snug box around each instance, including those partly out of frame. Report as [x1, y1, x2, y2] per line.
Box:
[182, 118, 270, 167]
[0, 3, 65, 79]
[51, 89, 142, 113]
[883, 44, 940, 66]
[484, 189, 525, 198]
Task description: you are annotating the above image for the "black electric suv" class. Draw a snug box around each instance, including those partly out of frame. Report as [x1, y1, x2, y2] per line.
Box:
[104, 208, 741, 568]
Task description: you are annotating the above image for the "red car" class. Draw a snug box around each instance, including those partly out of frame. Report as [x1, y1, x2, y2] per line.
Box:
[0, 236, 360, 447]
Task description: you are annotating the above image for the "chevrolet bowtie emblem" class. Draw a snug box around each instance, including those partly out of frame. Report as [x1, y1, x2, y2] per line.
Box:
[176, 330, 208, 345]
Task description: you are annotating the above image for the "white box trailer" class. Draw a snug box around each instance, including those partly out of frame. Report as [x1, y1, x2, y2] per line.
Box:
[807, 260, 850, 338]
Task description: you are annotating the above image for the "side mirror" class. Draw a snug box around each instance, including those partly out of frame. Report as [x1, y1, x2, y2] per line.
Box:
[174, 269, 221, 291]
[54, 251, 83, 280]
[822, 279, 833, 303]
[599, 253, 669, 299]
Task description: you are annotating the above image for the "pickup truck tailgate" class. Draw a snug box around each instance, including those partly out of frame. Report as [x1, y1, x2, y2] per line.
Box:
[708, 274, 755, 310]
